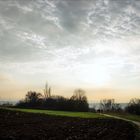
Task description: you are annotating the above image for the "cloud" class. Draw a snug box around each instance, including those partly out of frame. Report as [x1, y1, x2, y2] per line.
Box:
[85, 0, 140, 39]
[0, 0, 140, 100]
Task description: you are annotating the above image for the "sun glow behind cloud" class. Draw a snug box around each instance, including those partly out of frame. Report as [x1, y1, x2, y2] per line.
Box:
[80, 60, 111, 87]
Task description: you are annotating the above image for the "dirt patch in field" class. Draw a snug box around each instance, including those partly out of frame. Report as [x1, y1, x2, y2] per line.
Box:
[0, 109, 137, 140]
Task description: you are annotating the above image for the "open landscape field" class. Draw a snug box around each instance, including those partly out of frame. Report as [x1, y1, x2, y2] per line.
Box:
[0, 0, 140, 139]
[0, 108, 138, 140]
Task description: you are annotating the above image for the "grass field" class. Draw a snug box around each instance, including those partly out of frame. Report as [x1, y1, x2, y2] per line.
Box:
[107, 112, 140, 122]
[2, 108, 140, 123]
[4, 107, 106, 118]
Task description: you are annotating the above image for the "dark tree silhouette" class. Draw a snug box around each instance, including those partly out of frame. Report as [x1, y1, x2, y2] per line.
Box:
[17, 91, 42, 108]
[25, 91, 42, 103]
[69, 89, 89, 112]
[100, 99, 121, 112]
[125, 98, 140, 115]
[16, 87, 89, 112]
[71, 89, 87, 101]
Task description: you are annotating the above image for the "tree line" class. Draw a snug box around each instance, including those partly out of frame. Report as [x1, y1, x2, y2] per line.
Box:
[1, 83, 139, 115]
[97, 98, 140, 115]
[16, 85, 89, 112]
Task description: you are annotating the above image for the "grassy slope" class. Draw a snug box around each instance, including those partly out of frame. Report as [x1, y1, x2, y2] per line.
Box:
[107, 112, 140, 122]
[5, 108, 106, 118]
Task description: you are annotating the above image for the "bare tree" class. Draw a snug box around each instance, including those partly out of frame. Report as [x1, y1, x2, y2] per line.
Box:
[44, 82, 51, 99]
[100, 99, 115, 112]
[70, 89, 89, 111]
[71, 89, 87, 101]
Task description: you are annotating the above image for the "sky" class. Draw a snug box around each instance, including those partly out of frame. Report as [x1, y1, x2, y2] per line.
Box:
[0, 0, 140, 102]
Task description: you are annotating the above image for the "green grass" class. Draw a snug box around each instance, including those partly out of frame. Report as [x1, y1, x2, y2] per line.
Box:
[4, 108, 106, 118]
[107, 112, 140, 122]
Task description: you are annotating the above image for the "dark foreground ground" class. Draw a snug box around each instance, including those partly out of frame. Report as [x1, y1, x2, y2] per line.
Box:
[0, 109, 138, 140]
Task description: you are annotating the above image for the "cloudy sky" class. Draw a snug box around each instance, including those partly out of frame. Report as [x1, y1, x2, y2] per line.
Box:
[0, 0, 140, 102]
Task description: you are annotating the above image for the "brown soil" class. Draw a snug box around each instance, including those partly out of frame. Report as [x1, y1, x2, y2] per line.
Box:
[0, 109, 137, 140]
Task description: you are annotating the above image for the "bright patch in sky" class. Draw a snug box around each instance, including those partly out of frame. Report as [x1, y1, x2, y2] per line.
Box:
[79, 60, 111, 86]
